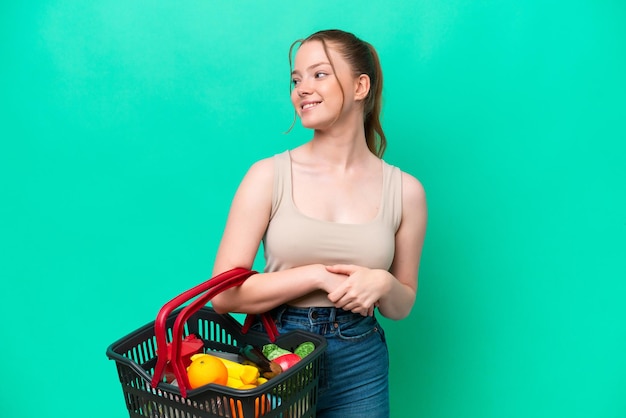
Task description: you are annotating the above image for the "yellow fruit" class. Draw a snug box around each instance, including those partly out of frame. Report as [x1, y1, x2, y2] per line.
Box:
[239, 365, 260, 385]
[189, 353, 208, 362]
[186, 354, 228, 389]
[216, 357, 260, 384]
[227, 376, 245, 389]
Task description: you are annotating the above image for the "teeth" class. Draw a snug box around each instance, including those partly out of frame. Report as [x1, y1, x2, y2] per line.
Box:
[302, 102, 319, 110]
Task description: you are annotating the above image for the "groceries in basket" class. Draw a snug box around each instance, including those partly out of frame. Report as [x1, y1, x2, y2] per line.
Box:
[182, 339, 316, 391]
[107, 268, 327, 418]
[157, 333, 205, 383]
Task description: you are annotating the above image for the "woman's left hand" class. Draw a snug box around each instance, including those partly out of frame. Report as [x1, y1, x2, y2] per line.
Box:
[324, 265, 391, 316]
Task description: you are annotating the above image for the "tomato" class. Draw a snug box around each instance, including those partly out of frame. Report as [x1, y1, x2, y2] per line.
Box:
[274, 353, 301, 371]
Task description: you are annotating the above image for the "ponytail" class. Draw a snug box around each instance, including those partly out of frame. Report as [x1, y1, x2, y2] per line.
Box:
[363, 42, 386, 158]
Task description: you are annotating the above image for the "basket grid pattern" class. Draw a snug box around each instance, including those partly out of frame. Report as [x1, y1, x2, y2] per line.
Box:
[108, 307, 325, 418]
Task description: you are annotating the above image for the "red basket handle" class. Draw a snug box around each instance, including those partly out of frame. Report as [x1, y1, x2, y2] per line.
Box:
[150, 268, 278, 397]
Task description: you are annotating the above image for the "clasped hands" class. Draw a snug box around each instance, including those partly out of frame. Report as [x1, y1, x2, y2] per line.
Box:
[323, 264, 391, 317]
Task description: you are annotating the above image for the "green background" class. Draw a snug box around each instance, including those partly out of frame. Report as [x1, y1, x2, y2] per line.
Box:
[2, 1, 625, 417]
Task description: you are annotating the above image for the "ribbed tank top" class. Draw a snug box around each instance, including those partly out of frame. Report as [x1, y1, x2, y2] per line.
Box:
[263, 151, 402, 272]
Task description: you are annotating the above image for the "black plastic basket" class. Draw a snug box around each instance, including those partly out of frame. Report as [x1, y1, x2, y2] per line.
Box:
[107, 306, 326, 418]
[106, 268, 326, 418]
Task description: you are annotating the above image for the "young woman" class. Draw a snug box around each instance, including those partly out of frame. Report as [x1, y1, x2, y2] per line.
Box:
[211, 29, 427, 417]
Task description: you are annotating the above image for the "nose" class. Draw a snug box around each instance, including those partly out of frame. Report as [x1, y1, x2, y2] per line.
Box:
[296, 87, 310, 97]
[296, 79, 312, 97]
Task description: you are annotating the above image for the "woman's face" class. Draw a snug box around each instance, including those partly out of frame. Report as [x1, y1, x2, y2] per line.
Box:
[290, 40, 357, 130]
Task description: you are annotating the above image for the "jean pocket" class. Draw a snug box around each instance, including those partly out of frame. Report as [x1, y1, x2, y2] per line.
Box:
[336, 316, 381, 342]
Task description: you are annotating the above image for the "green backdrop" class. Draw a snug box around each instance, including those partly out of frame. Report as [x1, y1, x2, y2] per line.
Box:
[2, 1, 625, 417]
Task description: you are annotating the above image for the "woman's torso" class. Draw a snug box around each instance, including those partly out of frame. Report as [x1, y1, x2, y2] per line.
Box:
[262, 150, 402, 307]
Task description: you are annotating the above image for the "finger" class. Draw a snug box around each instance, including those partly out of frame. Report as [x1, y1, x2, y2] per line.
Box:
[327, 288, 346, 304]
[350, 303, 373, 317]
[339, 300, 367, 316]
[325, 264, 356, 275]
[353, 306, 369, 317]
[333, 294, 358, 312]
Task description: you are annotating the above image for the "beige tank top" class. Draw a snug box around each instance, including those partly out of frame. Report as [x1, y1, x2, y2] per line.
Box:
[263, 151, 402, 272]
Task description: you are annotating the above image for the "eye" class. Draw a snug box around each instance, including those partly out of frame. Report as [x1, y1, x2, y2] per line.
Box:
[292, 78, 301, 87]
[315, 72, 328, 79]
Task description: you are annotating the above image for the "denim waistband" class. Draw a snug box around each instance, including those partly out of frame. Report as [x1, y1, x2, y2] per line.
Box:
[275, 305, 366, 324]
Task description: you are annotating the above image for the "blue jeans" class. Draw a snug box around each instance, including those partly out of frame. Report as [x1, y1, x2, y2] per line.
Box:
[261, 306, 390, 418]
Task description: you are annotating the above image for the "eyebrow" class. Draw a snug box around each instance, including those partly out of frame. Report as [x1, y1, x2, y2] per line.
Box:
[291, 61, 331, 76]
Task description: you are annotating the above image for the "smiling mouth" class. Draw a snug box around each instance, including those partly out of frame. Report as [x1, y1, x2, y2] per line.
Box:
[302, 102, 321, 110]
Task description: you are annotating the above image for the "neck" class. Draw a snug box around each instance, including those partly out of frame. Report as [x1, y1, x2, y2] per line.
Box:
[308, 114, 371, 168]
[309, 132, 369, 168]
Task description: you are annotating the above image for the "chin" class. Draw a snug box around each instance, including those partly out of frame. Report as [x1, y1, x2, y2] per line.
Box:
[300, 117, 333, 131]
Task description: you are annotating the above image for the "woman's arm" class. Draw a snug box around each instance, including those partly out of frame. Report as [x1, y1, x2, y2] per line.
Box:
[210, 157, 345, 314]
[326, 172, 427, 319]
[378, 171, 427, 319]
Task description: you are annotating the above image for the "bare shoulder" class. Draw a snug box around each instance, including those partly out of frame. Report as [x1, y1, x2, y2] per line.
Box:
[245, 156, 275, 181]
[400, 171, 426, 208]
[236, 156, 276, 194]
[230, 156, 276, 210]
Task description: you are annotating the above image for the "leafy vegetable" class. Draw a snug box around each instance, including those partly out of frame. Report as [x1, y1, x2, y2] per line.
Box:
[294, 341, 315, 358]
[262, 344, 292, 361]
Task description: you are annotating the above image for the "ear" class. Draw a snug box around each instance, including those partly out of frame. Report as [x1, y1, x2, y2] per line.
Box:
[354, 74, 371, 101]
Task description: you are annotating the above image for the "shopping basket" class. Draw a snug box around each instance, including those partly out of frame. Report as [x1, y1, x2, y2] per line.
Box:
[106, 267, 327, 418]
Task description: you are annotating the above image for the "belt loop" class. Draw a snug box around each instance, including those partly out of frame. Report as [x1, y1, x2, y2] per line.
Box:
[329, 307, 337, 322]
